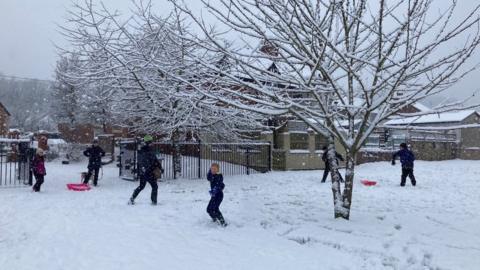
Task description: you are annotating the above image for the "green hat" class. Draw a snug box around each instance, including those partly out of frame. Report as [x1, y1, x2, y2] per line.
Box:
[143, 135, 154, 143]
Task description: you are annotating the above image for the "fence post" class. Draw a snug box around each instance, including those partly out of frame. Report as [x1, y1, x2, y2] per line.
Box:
[28, 148, 34, 186]
[173, 141, 177, 180]
[246, 147, 250, 175]
[198, 140, 202, 179]
[268, 142, 272, 172]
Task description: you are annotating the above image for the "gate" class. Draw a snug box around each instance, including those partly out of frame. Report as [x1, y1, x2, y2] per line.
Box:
[0, 139, 33, 188]
[118, 140, 272, 181]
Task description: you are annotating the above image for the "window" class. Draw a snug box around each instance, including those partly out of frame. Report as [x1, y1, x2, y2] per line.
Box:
[315, 134, 329, 150]
[290, 133, 309, 149]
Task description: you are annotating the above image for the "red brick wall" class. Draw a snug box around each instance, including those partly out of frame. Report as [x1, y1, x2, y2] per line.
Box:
[0, 109, 9, 136]
[58, 123, 95, 144]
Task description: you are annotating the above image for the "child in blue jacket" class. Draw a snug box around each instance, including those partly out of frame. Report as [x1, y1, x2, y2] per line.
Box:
[206, 163, 227, 226]
[392, 143, 417, 186]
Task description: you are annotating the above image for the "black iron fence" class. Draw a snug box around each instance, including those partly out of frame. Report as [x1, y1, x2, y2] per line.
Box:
[118, 140, 272, 180]
[0, 140, 33, 188]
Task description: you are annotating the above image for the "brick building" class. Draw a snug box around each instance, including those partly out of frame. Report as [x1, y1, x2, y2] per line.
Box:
[0, 102, 11, 136]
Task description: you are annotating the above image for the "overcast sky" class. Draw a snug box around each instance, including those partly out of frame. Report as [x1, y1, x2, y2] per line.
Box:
[0, 0, 479, 102]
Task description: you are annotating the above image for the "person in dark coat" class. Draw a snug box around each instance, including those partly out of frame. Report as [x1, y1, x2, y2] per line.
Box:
[83, 139, 106, 186]
[392, 143, 417, 186]
[206, 163, 227, 226]
[321, 146, 345, 183]
[129, 135, 162, 205]
[32, 148, 46, 192]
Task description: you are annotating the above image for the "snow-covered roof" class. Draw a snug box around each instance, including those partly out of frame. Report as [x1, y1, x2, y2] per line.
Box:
[385, 110, 479, 125]
[411, 102, 430, 112]
[0, 138, 30, 143]
[0, 102, 11, 116]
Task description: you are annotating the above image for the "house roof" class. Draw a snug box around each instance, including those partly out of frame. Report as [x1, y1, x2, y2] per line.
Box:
[385, 110, 479, 126]
[0, 102, 11, 116]
[411, 102, 430, 112]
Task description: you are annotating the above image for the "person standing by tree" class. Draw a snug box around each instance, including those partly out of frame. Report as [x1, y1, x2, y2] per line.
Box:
[83, 139, 105, 187]
[321, 146, 345, 183]
[392, 143, 417, 187]
[32, 148, 46, 192]
[129, 135, 162, 205]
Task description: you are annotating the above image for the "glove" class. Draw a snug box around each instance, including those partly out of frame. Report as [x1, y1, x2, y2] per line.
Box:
[210, 187, 219, 197]
[391, 160, 396, 166]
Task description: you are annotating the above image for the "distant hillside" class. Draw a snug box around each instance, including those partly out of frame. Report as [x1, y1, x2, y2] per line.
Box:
[0, 76, 55, 132]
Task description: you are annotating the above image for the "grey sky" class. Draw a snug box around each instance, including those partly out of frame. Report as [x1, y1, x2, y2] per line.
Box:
[0, 0, 479, 103]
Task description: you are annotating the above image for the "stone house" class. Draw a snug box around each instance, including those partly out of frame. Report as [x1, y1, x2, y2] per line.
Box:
[261, 119, 345, 170]
[0, 102, 11, 136]
[384, 109, 480, 159]
[384, 110, 480, 144]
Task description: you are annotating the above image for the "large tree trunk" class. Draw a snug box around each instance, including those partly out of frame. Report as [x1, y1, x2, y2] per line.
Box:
[326, 139, 348, 219]
[171, 129, 182, 178]
[340, 152, 355, 220]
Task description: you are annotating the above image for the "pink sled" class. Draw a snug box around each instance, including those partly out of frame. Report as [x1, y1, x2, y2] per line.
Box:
[360, 180, 377, 186]
[67, 183, 91, 191]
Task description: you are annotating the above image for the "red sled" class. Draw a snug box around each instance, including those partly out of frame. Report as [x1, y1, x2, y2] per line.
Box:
[67, 183, 91, 191]
[361, 180, 377, 186]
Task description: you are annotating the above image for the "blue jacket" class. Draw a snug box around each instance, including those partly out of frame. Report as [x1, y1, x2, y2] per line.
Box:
[207, 170, 225, 195]
[393, 149, 415, 168]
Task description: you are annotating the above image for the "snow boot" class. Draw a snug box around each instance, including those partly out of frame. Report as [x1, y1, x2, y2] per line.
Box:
[128, 197, 135, 205]
[218, 217, 228, 227]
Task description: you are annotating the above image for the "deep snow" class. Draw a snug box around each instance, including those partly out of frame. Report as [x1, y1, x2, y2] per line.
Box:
[1, 160, 479, 270]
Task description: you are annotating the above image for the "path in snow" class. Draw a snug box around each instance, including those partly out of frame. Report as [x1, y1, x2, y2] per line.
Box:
[0, 160, 479, 270]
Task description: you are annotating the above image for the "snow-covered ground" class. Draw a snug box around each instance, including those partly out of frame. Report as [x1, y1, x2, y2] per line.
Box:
[1, 160, 479, 270]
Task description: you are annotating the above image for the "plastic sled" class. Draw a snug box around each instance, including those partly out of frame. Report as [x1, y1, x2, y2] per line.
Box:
[67, 183, 91, 191]
[361, 180, 377, 186]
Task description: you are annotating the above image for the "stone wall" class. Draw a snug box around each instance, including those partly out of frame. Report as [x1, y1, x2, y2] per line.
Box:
[356, 149, 396, 165]
[409, 140, 457, 161]
[358, 140, 480, 164]
[458, 148, 480, 160]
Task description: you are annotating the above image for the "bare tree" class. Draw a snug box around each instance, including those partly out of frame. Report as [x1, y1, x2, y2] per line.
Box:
[57, 0, 264, 174]
[171, 0, 480, 219]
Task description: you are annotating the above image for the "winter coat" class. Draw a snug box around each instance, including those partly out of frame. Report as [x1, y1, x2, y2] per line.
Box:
[207, 170, 225, 196]
[392, 149, 415, 168]
[84, 145, 106, 169]
[322, 150, 344, 167]
[32, 155, 46, 176]
[137, 145, 161, 179]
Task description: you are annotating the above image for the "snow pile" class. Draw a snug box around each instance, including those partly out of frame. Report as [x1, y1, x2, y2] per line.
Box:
[1, 160, 479, 270]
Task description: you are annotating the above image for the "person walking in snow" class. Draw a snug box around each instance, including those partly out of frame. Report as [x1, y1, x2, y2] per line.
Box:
[129, 135, 162, 205]
[392, 143, 417, 187]
[321, 146, 345, 183]
[83, 139, 106, 186]
[32, 148, 46, 192]
[206, 163, 227, 227]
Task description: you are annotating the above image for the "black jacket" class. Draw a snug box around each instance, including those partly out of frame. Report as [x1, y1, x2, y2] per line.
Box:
[84, 145, 106, 168]
[137, 145, 161, 178]
[322, 150, 344, 166]
[207, 170, 225, 194]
